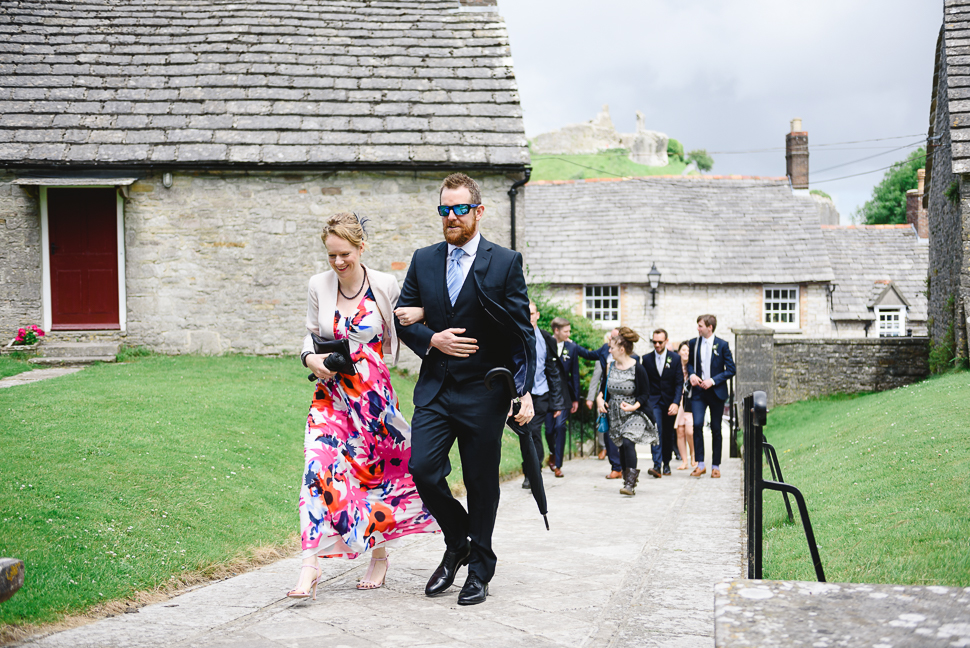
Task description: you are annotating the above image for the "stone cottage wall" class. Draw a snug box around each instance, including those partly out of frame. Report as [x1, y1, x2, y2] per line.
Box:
[0, 169, 522, 362]
[0, 173, 41, 335]
[927, 32, 970, 365]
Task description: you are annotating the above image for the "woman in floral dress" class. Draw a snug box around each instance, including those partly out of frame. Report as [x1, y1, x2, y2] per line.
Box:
[288, 213, 437, 599]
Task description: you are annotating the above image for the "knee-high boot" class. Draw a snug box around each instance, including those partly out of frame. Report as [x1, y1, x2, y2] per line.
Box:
[620, 468, 640, 496]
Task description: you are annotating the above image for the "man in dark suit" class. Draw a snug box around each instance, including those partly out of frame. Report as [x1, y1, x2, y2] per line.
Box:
[396, 173, 536, 606]
[523, 304, 565, 486]
[545, 317, 598, 477]
[642, 328, 684, 477]
[687, 314, 736, 479]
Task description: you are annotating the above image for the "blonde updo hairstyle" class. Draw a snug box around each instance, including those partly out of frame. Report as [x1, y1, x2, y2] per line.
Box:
[321, 212, 366, 250]
[612, 326, 640, 355]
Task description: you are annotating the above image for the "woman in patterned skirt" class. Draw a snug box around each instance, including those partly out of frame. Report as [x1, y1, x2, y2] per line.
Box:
[595, 327, 657, 497]
[288, 213, 438, 599]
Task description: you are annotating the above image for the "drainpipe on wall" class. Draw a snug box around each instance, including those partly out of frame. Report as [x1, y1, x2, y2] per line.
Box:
[507, 167, 531, 251]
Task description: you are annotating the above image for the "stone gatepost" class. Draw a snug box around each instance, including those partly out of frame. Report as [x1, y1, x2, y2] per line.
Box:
[732, 326, 776, 407]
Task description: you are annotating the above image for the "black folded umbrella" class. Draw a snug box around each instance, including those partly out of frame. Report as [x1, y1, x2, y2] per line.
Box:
[484, 367, 549, 530]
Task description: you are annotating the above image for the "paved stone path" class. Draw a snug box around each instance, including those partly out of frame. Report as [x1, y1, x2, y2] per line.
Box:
[21, 439, 742, 648]
[0, 367, 83, 389]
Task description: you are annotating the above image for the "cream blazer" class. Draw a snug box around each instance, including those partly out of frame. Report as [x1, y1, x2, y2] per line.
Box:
[301, 264, 401, 365]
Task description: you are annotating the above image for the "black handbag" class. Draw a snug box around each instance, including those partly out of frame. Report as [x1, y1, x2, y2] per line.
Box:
[306, 333, 357, 381]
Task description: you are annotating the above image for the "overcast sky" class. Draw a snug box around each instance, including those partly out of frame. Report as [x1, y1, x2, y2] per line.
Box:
[499, 0, 942, 222]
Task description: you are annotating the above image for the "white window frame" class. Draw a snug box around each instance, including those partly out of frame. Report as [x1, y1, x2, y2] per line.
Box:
[584, 284, 620, 327]
[763, 285, 799, 329]
[875, 306, 906, 337]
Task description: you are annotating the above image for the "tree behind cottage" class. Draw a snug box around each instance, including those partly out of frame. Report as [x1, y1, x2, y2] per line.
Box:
[856, 147, 926, 225]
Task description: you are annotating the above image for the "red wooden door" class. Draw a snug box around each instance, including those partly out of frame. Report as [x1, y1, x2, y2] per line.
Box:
[48, 188, 120, 329]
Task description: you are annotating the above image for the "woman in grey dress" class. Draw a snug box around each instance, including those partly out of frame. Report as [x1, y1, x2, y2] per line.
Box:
[595, 327, 657, 496]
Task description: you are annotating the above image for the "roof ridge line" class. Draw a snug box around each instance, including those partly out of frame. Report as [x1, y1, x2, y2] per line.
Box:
[529, 174, 789, 186]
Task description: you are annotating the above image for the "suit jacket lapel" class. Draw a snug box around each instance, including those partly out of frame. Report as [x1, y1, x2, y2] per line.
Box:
[433, 241, 448, 314]
[473, 236, 493, 288]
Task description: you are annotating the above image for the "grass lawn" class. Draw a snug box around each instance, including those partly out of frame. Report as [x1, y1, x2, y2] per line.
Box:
[0, 354, 35, 379]
[760, 372, 970, 586]
[530, 148, 691, 182]
[0, 355, 524, 629]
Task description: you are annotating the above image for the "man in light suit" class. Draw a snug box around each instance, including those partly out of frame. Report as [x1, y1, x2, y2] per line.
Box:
[687, 314, 736, 479]
[642, 328, 684, 477]
[396, 172, 536, 606]
[545, 316, 599, 477]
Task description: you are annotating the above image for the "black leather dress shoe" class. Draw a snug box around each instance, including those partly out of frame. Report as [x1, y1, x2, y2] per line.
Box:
[425, 544, 470, 596]
[457, 574, 488, 605]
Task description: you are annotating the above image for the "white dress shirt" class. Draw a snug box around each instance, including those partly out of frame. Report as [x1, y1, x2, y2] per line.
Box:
[557, 340, 565, 358]
[700, 335, 714, 381]
[446, 231, 480, 284]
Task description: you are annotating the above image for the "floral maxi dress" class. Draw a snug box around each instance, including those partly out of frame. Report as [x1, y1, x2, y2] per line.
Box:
[299, 287, 438, 559]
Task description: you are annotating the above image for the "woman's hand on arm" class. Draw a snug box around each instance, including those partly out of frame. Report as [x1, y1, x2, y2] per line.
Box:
[394, 306, 425, 327]
[306, 354, 337, 381]
[620, 401, 639, 412]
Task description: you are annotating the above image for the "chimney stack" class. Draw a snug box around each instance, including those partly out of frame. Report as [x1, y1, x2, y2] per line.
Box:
[906, 168, 928, 238]
[786, 118, 809, 190]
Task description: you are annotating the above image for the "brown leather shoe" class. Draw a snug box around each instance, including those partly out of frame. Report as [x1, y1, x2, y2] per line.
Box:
[711, 468, 721, 478]
[690, 467, 706, 477]
[547, 455, 555, 470]
[597, 449, 607, 460]
[646, 467, 662, 479]
[554, 467, 564, 478]
[606, 470, 623, 479]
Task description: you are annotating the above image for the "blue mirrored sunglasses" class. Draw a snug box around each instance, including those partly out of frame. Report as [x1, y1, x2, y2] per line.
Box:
[437, 204, 480, 217]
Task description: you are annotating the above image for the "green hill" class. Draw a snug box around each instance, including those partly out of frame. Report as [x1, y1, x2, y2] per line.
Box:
[760, 372, 970, 585]
[529, 148, 692, 182]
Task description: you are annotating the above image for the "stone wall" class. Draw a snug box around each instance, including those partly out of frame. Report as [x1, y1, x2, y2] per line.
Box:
[927, 33, 970, 365]
[0, 169, 523, 364]
[538, 282, 845, 359]
[0, 174, 42, 336]
[733, 327, 930, 406]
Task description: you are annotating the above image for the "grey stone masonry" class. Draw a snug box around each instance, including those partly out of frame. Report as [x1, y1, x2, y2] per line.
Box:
[0, 176, 41, 331]
[523, 177, 835, 286]
[772, 337, 929, 406]
[715, 579, 970, 648]
[0, 0, 528, 169]
[926, 0, 970, 364]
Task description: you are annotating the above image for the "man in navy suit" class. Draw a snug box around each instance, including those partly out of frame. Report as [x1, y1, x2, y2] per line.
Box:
[396, 173, 536, 605]
[642, 328, 684, 477]
[522, 302, 566, 486]
[544, 317, 598, 477]
[687, 314, 736, 479]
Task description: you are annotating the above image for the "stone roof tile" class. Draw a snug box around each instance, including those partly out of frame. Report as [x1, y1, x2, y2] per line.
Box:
[524, 177, 837, 286]
[0, 0, 527, 168]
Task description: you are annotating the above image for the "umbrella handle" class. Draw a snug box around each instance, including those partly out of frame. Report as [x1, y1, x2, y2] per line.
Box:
[484, 367, 516, 394]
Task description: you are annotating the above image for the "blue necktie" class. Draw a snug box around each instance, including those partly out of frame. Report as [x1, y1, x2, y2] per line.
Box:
[447, 247, 465, 306]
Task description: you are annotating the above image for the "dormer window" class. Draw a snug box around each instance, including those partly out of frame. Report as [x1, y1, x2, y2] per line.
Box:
[876, 306, 906, 337]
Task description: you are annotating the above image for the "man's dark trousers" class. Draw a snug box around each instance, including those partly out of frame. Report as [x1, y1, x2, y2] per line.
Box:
[604, 429, 621, 472]
[410, 375, 510, 583]
[544, 408, 568, 467]
[652, 404, 677, 469]
[527, 393, 553, 473]
[691, 389, 726, 467]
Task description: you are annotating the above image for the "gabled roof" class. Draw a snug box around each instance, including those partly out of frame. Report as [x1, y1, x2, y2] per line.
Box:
[0, 0, 528, 169]
[869, 280, 911, 309]
[523, 176, 835, 285]
[821, 225, 928, 322]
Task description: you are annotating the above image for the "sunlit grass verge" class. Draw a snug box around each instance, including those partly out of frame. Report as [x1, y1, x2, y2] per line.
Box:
[0, 355, 525, 633]
[0, 353, 35, 379]
[760, 372, 970, 585]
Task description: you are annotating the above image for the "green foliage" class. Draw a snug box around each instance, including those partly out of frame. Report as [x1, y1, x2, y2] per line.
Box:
[115, 345, 154, 363]
[686, 148, 714, 172]
[761, 373, 970, 585]
[0, 355, 523, 627]
[855, 147, 926, 225]
[0, 354, 33, 379]
[530, 148, 690, 182]
[667, 138, 684, 162]
[945, 179, 960, 206]
[810, 189, 832, 200]
[929, 295, 969, 373]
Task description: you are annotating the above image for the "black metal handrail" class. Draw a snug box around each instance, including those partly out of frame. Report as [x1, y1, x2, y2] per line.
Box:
[743, 391, 825, 581]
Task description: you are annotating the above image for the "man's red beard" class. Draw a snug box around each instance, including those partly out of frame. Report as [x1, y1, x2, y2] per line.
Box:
[443, 218, 477, 246]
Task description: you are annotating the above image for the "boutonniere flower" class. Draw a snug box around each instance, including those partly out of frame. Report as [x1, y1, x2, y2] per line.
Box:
[664, 357, 671, 369]
[713, 343, 719, 357]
